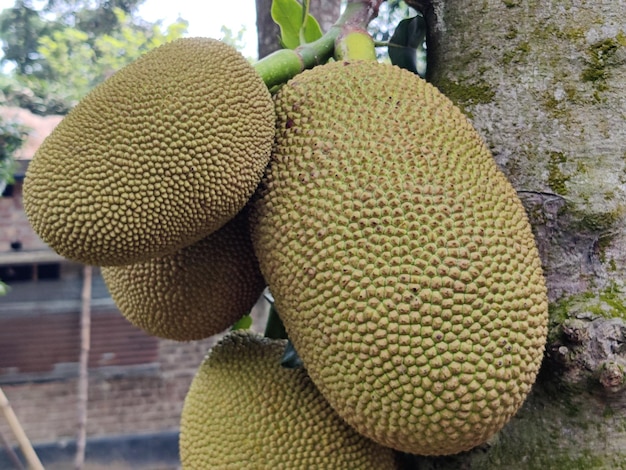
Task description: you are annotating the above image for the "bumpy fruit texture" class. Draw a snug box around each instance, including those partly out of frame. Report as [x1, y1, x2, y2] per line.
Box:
[23, 37, 274, 266]
[179, 331, 398, 469]
[101, 209, 265, 341]
[251, 61, 549, 455]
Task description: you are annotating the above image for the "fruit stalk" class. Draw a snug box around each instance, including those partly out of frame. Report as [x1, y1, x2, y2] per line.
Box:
[335, 26, 377, 61]
[254, 0, 384, 88]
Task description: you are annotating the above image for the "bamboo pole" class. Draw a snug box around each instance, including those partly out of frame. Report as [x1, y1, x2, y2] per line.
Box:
[0, 387, 44, 470]
[74, 265, 92, 470]
[0, 428, 25, 470]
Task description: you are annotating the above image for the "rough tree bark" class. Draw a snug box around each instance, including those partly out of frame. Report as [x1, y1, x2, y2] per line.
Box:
[256, 0, 342, 58]
[409, 1, 626, 467]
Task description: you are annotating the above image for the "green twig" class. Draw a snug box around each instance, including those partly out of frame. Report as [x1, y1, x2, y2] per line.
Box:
[300, 0, 311, 45]
[254, 0, 384, 88]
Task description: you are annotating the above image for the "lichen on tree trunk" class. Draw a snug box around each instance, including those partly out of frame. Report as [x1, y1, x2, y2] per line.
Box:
[412, 0, 626, 467]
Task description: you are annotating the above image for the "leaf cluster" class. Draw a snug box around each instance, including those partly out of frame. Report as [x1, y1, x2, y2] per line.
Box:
[0, 117, 27, 184]
[0, 0, 188, 113]
[268, 0, 427, 78]
[271, 0, 323, 49]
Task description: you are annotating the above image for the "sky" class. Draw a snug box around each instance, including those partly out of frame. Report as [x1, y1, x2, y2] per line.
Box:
[0, 0, 259, 58]
[136, 0, 258, 57]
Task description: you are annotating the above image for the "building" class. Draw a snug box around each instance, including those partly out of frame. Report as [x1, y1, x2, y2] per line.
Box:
[0, 106, 266, 468]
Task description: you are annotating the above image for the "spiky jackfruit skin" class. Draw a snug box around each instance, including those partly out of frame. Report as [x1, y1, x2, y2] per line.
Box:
[101, 209, 265, 341]
[179, 331, 398, 469]
[251, 61, 549, 455]
[23, 37, 274, 266]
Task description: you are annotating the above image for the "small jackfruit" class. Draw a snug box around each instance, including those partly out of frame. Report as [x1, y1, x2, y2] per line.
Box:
[179, 331, 398, 469]
[24, 37, 274, 266]
[101, 208, 265, 341]
[251, 61, 549, 455]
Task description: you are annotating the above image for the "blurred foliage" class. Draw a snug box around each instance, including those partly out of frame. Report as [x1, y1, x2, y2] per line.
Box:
[0, 117, 27, 184]
[36, 8, 187, 106]
[368, 0, 414, 47]
[0, 117, 26, 297]
[220, 25, 249, 55]
[368, 0, 427, 75]
[1, 0, 144, 77]
[0, 0, 188, 114]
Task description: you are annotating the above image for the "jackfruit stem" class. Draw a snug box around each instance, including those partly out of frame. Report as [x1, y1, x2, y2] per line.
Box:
[335, 27, 377, 61]
[254, 0, 383, 89]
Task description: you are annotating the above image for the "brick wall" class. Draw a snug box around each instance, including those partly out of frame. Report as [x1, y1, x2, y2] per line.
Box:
[0, 336, 213, 443]
[0, 312, 270, 445]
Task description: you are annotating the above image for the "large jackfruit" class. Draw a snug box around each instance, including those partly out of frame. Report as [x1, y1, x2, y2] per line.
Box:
[24, 37, 274, 266]
[101, 209, 265, 341]
[251, 61, 549, 455]
[179, 331, 398, 469]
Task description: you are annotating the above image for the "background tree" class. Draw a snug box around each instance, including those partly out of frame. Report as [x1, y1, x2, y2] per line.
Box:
[0, 0, 187, 114]
[33, 8, 186, 107]
[0, 2, 54, 75]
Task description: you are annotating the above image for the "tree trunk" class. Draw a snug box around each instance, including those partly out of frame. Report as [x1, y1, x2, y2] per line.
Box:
[309, 0, 342, 34]
[412, 0, 626, 466]
[255, 0, 279, 58]
[256, 0, 342, 58]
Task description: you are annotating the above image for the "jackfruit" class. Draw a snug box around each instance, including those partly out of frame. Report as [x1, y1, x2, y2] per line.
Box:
[251, 61, 549, 455]
[179, 331, 398, 469]
[24, 37, 274, 266]
[101, 208, 265, 341]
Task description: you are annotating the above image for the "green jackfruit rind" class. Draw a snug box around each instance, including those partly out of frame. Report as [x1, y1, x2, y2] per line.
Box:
[23, 37, 274, 266]
[101, 208, 265, 341]
[179, 331, 398, 469]
[251, 61, 549, 455]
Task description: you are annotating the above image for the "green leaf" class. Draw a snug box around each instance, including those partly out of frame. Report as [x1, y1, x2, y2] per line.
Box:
[301, 10, 323, 45]
[271, 0, 323, 49]
[231, 314, 253, 331]
[388, 15, 427, 75]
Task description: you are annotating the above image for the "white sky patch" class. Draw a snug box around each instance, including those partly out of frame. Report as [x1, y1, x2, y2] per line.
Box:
[137, 0, 258, 58]
[0, 0, 259, 61]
